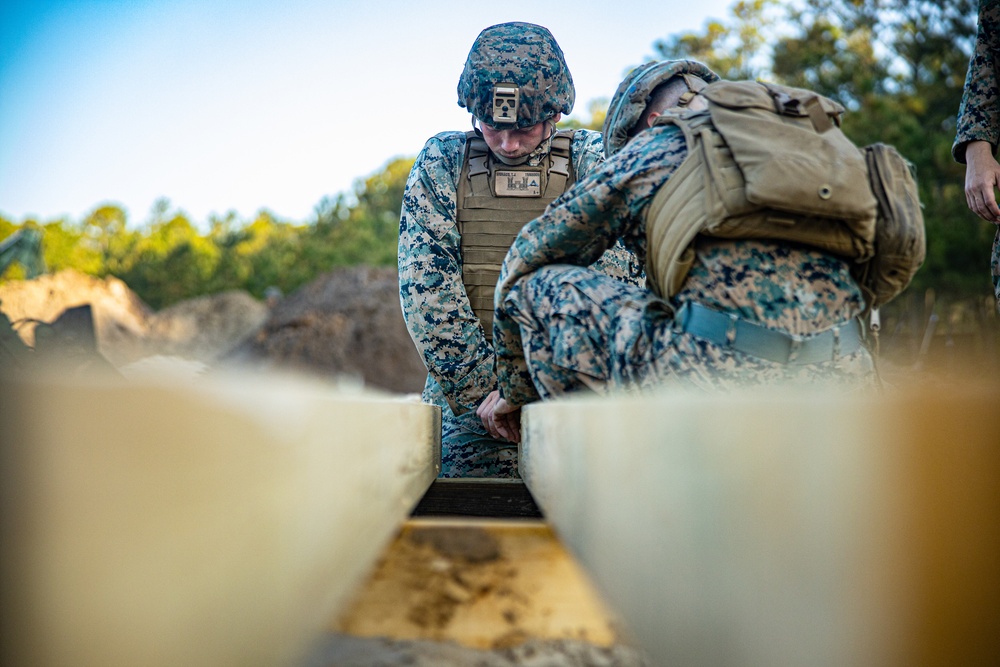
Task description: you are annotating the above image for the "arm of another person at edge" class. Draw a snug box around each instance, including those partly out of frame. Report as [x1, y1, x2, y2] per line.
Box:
[493, 126, 689, 408]
[572, 129, 647, 286]
[966, 141, 1000, 223]
[398, 132, 497, 415]
[954, 0, 1000, 223]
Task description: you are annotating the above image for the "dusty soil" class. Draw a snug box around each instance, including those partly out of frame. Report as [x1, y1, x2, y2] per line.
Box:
[327, 520, 651, 667]
[0, 265, 427, 394]
[225, 265, 427, 394]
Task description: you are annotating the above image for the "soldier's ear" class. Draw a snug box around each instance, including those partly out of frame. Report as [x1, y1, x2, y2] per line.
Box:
[645, 111, 662, 129]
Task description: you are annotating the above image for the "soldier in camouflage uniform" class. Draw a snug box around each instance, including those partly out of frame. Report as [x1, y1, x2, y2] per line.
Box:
[486, 61, 878, 440]
[954, 0, 1000, 312]
[398, 22, 642, 476]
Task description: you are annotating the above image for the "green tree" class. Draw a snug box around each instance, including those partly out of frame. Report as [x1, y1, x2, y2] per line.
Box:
[115, 211, 219, 309]
[771, 0, 985, 298]
[653, 0, 781, 80]
[82, 204, 137, 278]
[307, 156, 414, 270]
[559, 98, 610, 132]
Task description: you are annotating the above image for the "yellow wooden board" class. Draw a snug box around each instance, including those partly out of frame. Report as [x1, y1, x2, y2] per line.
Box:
[0, 369, 439, 667]
[333, 518, 633, 651]
[522, 382, 1000, 667]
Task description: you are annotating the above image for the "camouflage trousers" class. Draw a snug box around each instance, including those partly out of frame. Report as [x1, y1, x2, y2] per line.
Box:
[992, 226, 1000, 313]
[421, 376, 518, 478]
[439, 407, 518, 478]
[501, 264, 876, 400]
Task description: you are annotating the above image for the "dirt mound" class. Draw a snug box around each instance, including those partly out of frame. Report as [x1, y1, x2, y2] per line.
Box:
[0, 270, 268, 367]
[147, 290, 268, 362]
[1, 266, 427, 394]
[228, 265, 427, 395]
[0, 270, 154, 366]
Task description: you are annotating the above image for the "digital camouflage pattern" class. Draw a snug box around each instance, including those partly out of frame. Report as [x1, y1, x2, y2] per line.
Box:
[603, 60, 719, 158]
[457, 22, 575, 129]
[399, 129, 644, 477]
[955, 0, 1000, 310]
[954, 0, 1000, 162]
[438, 408, 518, 478]
[494, 123, 876, 407]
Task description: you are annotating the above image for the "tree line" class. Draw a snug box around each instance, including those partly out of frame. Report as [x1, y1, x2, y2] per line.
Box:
[1, 158, 410, 310]
[1, 0, 994, 313]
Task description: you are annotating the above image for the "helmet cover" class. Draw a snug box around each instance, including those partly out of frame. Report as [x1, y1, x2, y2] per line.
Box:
[602, 59, 720, 158]
[457, 22, 575, 129]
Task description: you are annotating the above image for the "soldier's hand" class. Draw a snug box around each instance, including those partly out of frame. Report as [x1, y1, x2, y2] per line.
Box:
[477, 390, 520, 443]
[965, 141, 1000, 224]
[476, 390, 501, 438]
[492, 397, 521, 444]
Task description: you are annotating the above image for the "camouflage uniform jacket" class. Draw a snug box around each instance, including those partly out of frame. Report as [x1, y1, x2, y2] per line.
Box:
[954, 0, 1000, 162]
[399, 128, 643, 415]
[495, 124, 869, 407]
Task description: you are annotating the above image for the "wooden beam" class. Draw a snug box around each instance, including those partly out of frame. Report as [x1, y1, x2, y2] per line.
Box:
[521, 383, 1000, 667]
[0, 369, 439, 667]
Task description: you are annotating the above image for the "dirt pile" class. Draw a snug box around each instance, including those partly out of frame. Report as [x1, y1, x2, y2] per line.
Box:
[0, 269, 152, 365]
[0, 266, 427, 395]
[226, 265, 426, 394]
[0, 270, 268, 367]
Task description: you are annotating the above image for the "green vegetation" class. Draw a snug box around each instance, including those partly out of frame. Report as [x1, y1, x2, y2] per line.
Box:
[0, 157, 413, 310]
[1, 1, 993, 317]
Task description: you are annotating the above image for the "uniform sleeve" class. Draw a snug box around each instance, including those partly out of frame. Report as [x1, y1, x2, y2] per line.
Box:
[493, 127, 688, 405]
[571, 130, 647, 287]
[569, 129, 606, 178]
[398, 132, 497, 414]
[954, 1, 1000, 163]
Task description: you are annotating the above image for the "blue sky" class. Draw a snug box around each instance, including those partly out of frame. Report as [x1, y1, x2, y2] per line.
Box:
[0, 0, 736, 226]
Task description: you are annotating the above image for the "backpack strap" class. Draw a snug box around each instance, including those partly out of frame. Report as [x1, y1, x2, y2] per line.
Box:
[546, 130, 574, 195]
[465, 132, 491, 197]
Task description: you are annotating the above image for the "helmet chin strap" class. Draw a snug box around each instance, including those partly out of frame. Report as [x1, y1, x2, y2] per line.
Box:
[493, 152, 532, 166]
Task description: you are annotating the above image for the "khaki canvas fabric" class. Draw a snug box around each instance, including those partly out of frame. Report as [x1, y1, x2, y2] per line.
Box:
[645, 80, 923, 301]
[853, 143, 926, 309]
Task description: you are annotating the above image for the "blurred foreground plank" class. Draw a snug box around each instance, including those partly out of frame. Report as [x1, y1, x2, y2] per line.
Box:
[522, 383, 1000, 667]
[0, 370, 439, 667]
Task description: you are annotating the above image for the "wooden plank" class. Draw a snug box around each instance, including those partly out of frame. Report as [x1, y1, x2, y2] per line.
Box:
[332, 518, 630, 649]
[0, 369, 440, 667]
[521, 383, 1000, 667]
[411, 478, 542, 518]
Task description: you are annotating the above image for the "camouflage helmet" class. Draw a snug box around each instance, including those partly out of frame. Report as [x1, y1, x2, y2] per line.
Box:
[457, 22, 575, 130]
[602, 59, 720, 158]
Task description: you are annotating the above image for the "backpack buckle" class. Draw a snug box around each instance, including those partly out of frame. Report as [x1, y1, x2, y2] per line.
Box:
[786, 335, 804, 363]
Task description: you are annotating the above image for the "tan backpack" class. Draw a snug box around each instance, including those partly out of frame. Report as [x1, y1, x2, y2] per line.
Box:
[646, 80, 924, 310]
[853, 143, 926, 311]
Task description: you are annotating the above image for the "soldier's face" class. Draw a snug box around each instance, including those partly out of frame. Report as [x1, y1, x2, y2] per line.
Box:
[479, 119, 552, 160]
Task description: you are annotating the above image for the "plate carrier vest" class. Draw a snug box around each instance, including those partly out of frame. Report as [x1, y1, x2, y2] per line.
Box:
[457, 129, 577, 341]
